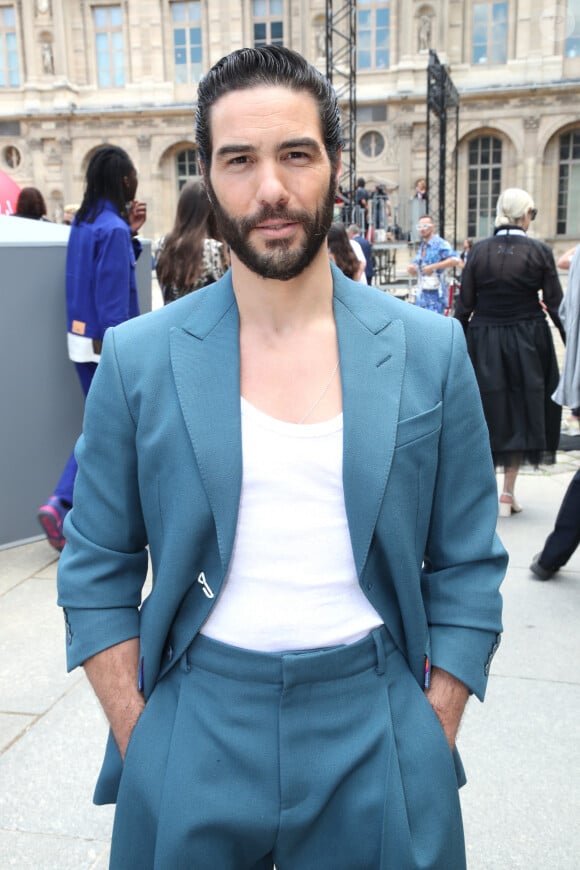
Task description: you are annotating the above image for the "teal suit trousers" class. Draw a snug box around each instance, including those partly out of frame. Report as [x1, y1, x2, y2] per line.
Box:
[110, 627, 465, 869]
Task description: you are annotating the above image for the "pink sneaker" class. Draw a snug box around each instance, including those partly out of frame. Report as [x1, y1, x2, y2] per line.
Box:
[37, 496, 69, 552]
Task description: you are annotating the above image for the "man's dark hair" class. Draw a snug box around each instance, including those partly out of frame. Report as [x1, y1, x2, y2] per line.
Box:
[195, 46, 343, 172]
[76, 145, 134, 224]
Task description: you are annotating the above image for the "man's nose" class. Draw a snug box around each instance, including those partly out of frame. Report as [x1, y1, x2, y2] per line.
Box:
[254, 162, 290, 207]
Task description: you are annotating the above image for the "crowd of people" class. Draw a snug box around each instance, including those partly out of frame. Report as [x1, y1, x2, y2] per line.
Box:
[14, 43, 576, 869]
[25, 123, 576, 575]
[28, 142, 577, 580]
[334, 176, 393, 237]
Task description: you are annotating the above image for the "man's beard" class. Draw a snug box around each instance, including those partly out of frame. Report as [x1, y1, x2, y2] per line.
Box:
[206, 174, 337, 281]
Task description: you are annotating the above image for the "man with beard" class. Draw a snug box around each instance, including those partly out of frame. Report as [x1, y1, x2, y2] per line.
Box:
[57, 46, 506, 870]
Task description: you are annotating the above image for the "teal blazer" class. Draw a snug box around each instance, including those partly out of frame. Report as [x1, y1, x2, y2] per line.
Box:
[57, 265, 506, 803]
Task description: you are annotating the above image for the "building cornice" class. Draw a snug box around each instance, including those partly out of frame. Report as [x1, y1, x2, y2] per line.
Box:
[0, 103, 197, 123]
[457, 77, 580, 100]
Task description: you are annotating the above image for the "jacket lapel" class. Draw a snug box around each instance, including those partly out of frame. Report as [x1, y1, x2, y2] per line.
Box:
[169, 266, 406, 582]
[169, 273, 242, 573]
[333, 269, 406, 577]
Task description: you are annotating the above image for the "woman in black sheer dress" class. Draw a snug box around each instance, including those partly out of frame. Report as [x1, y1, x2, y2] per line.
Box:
[455, 188, 565, 516]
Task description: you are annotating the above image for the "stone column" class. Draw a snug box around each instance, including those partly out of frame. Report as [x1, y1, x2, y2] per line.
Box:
[523, 115, 540, 195]
[395, 122, 414, 236]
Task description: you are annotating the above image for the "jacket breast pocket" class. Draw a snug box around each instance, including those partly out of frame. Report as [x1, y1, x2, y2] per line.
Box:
[395, 402, 442, 449]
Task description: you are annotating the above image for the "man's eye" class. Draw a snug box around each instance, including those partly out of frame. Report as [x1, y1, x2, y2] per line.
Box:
[285, 151, 310, 162]
[229, 155, 250, 165]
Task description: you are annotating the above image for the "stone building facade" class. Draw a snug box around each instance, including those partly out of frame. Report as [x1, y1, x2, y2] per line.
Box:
[0, 0, 579, 252]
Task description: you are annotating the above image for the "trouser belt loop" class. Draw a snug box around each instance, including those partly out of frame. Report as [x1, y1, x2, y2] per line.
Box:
[181, 644, 192, 673]
[372, 627, 387, 675]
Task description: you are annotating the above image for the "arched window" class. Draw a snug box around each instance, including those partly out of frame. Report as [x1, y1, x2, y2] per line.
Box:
[557, 130, 580, 235]
[176, 148, 201, 190]
[467, 136, 502, 238]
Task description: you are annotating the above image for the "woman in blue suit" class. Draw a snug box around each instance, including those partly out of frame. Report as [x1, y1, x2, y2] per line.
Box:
[37, 146, 146, 551]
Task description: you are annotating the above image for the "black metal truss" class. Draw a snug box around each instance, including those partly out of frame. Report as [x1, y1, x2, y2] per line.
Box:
[325, 0, 357, 200]
[426, 49, 460, 247]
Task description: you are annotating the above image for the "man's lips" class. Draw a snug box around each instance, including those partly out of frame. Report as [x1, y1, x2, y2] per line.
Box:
[253, 220, 299, 237]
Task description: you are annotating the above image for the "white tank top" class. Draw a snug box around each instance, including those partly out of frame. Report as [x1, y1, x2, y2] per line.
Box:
[200, 398, 383, 651]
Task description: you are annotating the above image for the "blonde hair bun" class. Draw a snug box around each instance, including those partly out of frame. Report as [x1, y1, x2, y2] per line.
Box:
[495, 188, 534, 227]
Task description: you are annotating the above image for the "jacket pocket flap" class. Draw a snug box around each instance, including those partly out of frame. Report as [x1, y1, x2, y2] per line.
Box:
[395, 402, 442, 448]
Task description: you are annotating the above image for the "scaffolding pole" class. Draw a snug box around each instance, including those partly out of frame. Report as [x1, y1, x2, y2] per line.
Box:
[426, 50, 459, 247]
[326, 0, 357, 202]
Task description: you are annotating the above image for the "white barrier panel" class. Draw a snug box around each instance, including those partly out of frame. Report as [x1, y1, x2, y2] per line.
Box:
[0, 215, 151, 547]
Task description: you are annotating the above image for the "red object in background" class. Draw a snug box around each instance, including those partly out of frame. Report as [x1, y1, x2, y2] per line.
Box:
[0, 170, 21, 215]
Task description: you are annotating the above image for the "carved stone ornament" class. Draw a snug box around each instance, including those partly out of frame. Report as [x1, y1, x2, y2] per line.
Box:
[418, 15, 432, 52]
[41, 41, 54, 76]
[47, 147, 62, 166]
[395, 123, 414, 139]
[4, 145, 21, 169]
[35, 0, 51, 16]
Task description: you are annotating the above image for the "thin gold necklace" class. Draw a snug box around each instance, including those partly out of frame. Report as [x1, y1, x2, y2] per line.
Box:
[297, 360, 340, 425]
